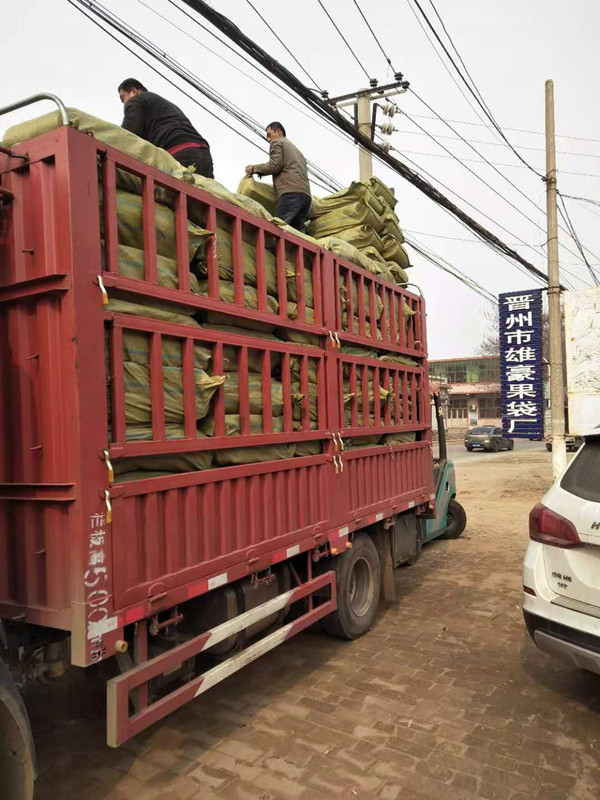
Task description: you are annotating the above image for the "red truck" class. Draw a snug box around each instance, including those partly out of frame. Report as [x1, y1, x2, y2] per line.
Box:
[0, 98, 433, 799]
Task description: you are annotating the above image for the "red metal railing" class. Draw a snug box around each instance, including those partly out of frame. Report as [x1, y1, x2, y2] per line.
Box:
[333, 257, 425, 357]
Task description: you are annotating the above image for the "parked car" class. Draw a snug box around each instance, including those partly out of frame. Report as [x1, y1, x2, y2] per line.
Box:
[545, 435, 583, 453]
[523, 433, 600, 675]
[464, 426, 514, 452]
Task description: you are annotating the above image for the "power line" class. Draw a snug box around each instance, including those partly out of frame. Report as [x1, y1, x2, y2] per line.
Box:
[404, 0, 495, 136]
[406, 235, 497, 304]
[395, 104, 598, 279]
[166, 0, 364, 160]
[392, 125, 600, 160]
[405, 229, 542, 247]
[135, 0, 355, 159]
[403, 91, 600, 267]
[322, 1, 590, 288]
[68, 1, 260, 149]
[391, 146, 600, 179]
[316, 0, 373, 83]
[177, 0, 556, 287]
[389, 149, 549, 286]
[561, 193, 600, 207]
[408, 0, 543, 178]
[352, 0, 399, 76]
[426, 0, 492, 117]
[407, 113, 600, 144]
[403, 226, 593, 286]
[243, 0, 324, 93]
[557, 194, 600, 286]
[71, 0, 342, 193]
[398, 105, 552, 264]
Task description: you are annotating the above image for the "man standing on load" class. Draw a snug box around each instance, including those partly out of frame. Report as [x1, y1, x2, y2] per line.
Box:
[246, 122, 311, 231]
[118, 78, 214, 178]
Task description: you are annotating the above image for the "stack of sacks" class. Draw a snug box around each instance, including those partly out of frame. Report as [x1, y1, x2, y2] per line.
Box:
[106, 303, 225, 478]
[307, 176, 411, 285]
[341, 352, 392, 447]
[198, 326, 296, 465]
[288, 353, 322, 457]
[3, 109, 316, 472]
[99, 187, 210, 287]
[340, 346, 420, 449]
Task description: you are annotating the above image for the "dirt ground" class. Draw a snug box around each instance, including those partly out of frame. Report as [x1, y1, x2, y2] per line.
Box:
[28, 449, 600, 800]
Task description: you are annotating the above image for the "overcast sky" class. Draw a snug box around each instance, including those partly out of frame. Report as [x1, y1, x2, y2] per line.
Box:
[3, 0, 599, 358]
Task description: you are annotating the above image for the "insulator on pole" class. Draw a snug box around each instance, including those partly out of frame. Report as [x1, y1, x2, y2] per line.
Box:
[379, 139, 392, 153]
[377, 121, 396, 136]
[381, 102, 398, 117]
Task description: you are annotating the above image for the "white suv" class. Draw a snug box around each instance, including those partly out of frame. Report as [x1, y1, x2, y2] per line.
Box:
[523, 434, 600, 674]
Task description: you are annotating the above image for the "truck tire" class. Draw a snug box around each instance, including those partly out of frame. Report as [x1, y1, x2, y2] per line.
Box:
[0, 661, 35, 800]
[323, 533, 381, 640]
[441, 499, 467, 540]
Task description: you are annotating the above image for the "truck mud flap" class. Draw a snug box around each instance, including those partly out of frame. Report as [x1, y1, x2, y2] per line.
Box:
[107, 571, 336, 747]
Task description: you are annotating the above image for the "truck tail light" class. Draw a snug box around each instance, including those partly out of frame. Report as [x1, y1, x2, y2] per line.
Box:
[529, 503, 581, 548]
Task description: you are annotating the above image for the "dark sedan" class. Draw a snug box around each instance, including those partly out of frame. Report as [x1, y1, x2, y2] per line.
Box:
[464, 426, 514, 452]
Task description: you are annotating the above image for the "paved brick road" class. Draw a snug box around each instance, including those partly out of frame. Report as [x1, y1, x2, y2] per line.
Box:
[29, 451, 600, 799]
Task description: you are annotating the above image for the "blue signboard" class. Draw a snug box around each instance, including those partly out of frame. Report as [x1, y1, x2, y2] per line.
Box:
[499, 290, 544, 439]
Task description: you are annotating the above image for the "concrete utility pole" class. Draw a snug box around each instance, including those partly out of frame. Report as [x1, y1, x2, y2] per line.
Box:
[545, 79, 567, 478]
[329, 79, 409, 182]
[357, 91, 373, 181]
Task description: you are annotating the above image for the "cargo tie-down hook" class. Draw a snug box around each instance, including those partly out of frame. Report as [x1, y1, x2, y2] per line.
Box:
[104, 489, 113, 524]
[97, 275, 108, 306]
[103, 450, 114, 483]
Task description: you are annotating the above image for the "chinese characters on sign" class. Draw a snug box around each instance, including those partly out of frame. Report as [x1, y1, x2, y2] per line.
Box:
[499, 290, 544, 439]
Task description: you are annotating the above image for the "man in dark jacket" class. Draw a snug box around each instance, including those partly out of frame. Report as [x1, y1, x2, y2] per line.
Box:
[118, 78, 214, 178]
[246, 122, 311, 231]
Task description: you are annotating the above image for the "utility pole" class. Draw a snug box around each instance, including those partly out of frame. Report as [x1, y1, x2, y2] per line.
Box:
[357, 91, 373, 181]
[545, 79, 567, 479]
[329, 78, 409, 182]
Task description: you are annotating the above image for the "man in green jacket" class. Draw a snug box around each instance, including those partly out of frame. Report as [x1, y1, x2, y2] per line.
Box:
[246, 122, 311, 231]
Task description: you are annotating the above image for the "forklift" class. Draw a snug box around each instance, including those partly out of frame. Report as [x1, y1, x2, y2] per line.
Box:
[424, 386, 467, 543]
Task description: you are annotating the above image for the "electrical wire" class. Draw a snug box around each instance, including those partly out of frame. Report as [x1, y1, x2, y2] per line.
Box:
[404, 91, 600, 266]
[243, 0, 324, 92]
[337, 0, 592, 282]
[71, 0, 341, 192]
[425, 0, 493, 121]
[391, 124, 600, 160]
[408, 0, 543, 178]
[405, 229, 543, 247]
[406, 235, 497, 304]
[316, 0, 373, 83]
[560, 193, 600, 207]
[404, 0, 495, 136]
[397, 107, 552, 265]
[352, 0, 399, 76]
[178, 0, 556, 285]
[167, 0, 321, 103]
[166, 0, 365, 158]
[375, 144, 548, 287]
[68, 1, 261, 149]
[407, 113, 600, 144]
[557, 195, 600, 286]
[326, 0, 593, 288]
[136, 0, 356, 164]
[389, 146, 600, 179]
